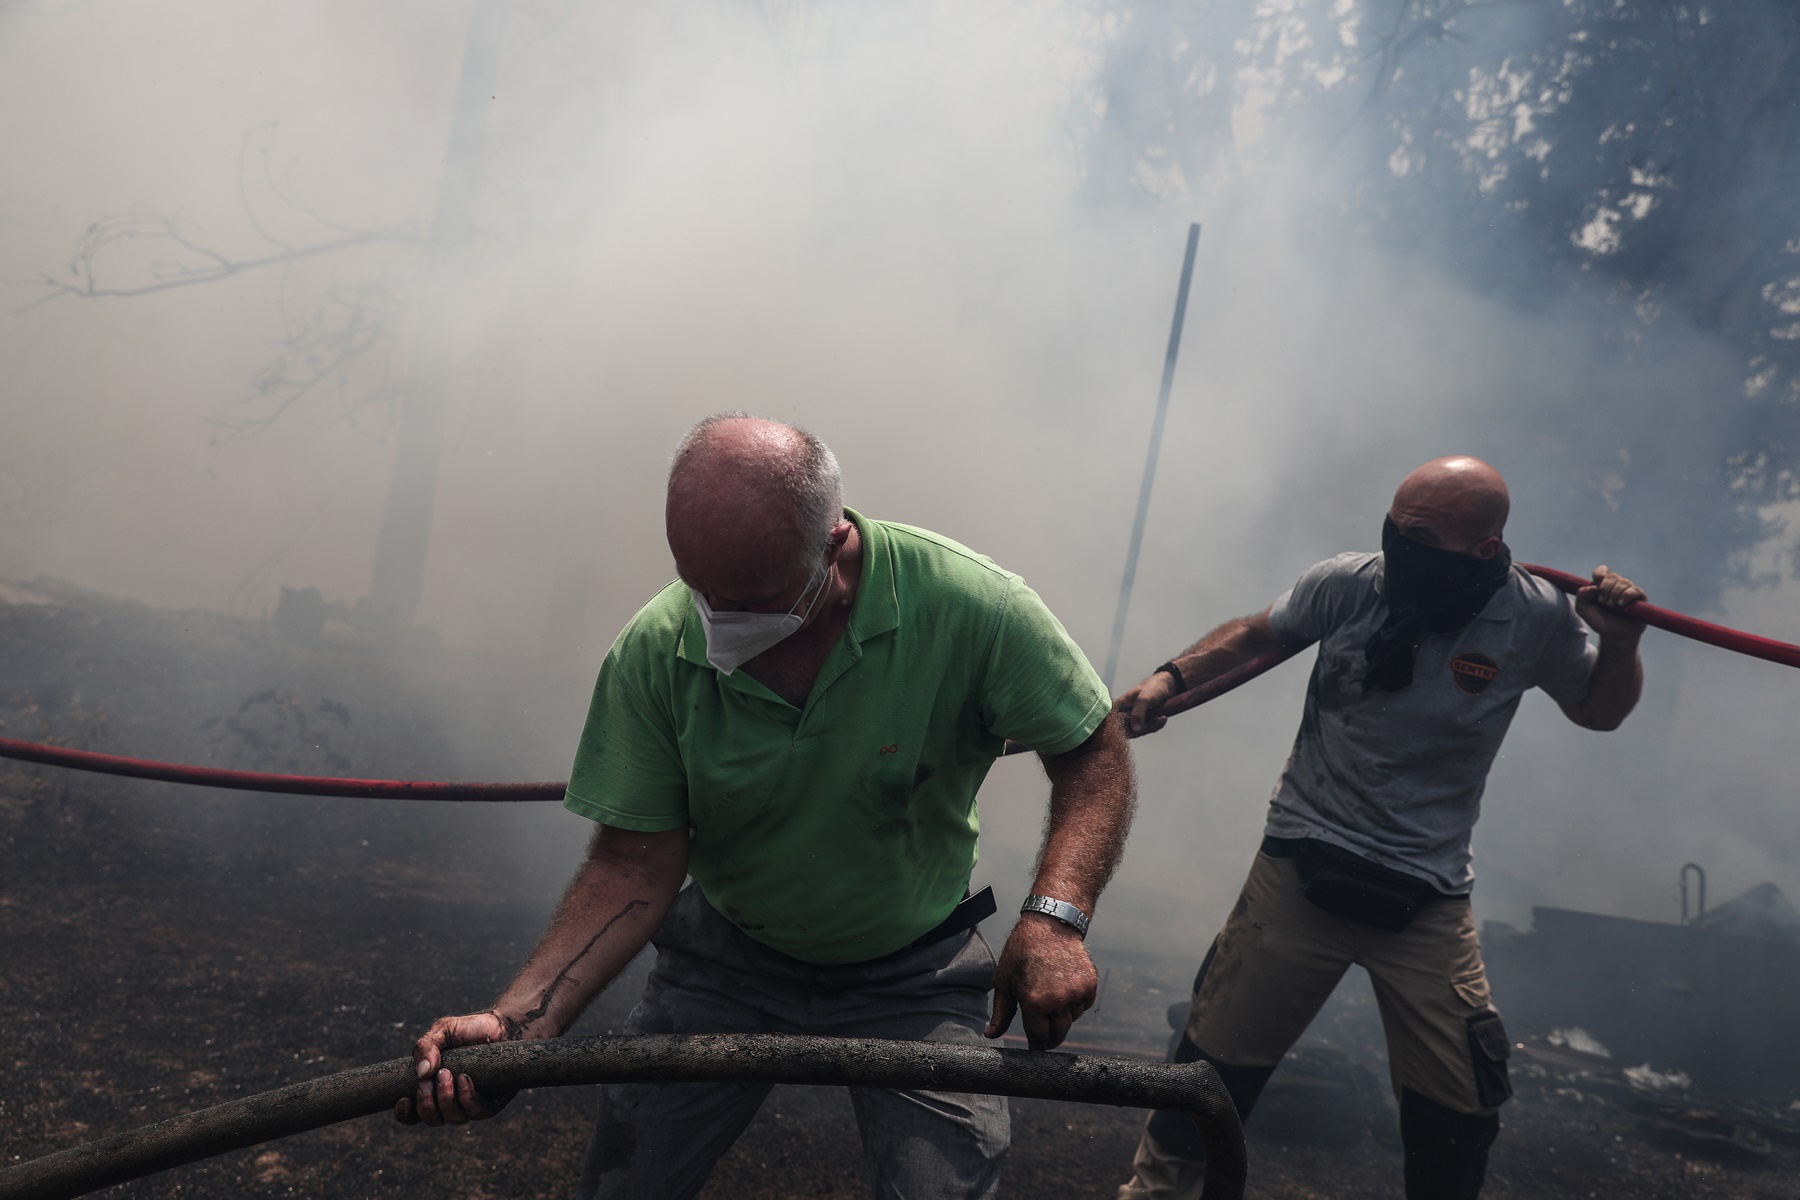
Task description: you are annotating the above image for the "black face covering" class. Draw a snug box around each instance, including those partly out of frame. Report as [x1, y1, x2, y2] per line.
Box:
[1363, 517, 1512, 692]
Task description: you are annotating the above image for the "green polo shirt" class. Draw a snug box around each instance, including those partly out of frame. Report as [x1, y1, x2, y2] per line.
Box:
[563, 509, 1111, 964]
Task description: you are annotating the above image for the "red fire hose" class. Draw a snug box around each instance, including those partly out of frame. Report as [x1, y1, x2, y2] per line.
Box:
[998, 561, 1800, 755]
[1130, 561, 1800, 711]
[1518, 563, 1800, 669]
[2, 564, 1797, 789]
[0, 737, 563, 802]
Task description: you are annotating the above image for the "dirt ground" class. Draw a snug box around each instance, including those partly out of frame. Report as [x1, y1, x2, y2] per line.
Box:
[5, 580, 1799, 1198]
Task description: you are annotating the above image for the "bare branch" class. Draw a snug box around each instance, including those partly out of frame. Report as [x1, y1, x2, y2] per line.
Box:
[206, 273, 404, 437]
[243, 122, 389, 242]
[238, 124, 296, 252]
[15, 218, 416, 312]
[17, 120, 423, 314]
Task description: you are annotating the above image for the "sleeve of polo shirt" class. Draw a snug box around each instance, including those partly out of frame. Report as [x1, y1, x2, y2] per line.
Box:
[1532, 592, 1599, 707]
[562, 646, 689, 831]
[978, 576, 1112, 755]
[1266, 554, 1365, 644]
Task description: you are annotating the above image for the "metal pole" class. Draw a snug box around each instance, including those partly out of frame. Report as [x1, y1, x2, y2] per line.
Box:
[1102, 222, 1201, 691]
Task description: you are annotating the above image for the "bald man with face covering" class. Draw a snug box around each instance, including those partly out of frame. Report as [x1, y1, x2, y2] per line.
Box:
[1111, 457, 1645, 1200]
[396, 415, 1134, 1200]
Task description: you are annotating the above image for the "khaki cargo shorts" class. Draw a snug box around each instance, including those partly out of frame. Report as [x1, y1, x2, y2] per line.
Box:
[1187, 849, 1510, 1115]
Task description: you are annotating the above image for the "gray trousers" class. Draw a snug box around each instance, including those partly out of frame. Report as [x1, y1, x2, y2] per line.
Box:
[573, 886, 1009, 1200]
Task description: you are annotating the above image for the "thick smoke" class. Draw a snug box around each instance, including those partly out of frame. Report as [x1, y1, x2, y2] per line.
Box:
[1, 0, 1795, 946]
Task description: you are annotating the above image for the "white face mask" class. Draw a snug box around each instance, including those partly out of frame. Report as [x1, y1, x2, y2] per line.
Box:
[692, 561, 830, 676]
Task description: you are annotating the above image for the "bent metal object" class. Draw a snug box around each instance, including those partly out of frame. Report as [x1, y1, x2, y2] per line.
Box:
[0, 1034, 1248, 1200]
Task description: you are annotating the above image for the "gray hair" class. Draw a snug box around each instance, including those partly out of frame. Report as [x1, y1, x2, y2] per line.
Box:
[671, 412, 844, 563]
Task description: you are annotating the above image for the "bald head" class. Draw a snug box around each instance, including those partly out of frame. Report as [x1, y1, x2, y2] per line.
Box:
[666, 414, 845, 605]
[1388, 456, 1510, 557]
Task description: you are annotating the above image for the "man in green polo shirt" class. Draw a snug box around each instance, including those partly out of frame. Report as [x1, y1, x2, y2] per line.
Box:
[396, 414, 1135, 1199]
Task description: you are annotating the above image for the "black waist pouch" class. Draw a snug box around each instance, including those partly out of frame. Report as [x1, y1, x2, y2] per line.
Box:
[1264, 836, 1446, 932]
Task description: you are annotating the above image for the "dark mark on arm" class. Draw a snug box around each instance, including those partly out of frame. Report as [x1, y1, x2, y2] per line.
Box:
[509, 898, 650, 1037]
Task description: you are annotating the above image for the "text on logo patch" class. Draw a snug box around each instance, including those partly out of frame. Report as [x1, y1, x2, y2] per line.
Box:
[1450, 653, 1500, 695]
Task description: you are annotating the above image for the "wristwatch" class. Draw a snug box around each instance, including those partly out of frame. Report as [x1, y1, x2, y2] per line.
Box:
[1155, 660, 1188, 693]
[1020, 894, 1091, 939]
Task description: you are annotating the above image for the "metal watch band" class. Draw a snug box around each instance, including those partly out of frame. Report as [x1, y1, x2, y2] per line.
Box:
[1020, 894, 1091, 938]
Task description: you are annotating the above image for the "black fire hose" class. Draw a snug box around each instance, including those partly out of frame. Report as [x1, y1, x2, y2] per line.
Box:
[0, 1034, 1247, 1200]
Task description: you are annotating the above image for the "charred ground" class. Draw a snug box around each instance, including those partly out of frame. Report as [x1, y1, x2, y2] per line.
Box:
[4, 581, 1798, 1198]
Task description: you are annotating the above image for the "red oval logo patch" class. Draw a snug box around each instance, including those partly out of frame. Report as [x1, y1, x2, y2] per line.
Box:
[1450, 653, 1500, 695]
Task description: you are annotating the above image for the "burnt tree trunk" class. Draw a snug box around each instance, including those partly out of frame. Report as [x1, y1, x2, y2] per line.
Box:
[368, 0, 510, 624]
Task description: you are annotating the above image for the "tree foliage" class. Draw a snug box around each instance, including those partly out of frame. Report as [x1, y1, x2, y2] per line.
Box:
[1085, 0, 1800, 605]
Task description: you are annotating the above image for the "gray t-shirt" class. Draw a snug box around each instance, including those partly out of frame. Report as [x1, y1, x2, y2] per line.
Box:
[1264, 553, 1597, 893]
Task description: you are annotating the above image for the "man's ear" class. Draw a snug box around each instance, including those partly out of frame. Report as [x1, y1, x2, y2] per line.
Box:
[1470, 535, 1503, 560]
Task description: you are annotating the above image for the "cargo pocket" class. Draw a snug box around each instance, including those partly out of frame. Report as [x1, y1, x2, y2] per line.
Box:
[1465, 1013, 1513, 1108]
[1450, 967, 1492, 1010]
[1447, 923, 1492, 1010]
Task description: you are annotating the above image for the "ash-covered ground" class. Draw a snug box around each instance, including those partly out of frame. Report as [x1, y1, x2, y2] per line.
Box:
[5, 581, 1799, 1198]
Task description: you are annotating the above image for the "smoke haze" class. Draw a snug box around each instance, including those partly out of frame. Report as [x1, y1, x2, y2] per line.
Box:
[2, 0, 1796, 948]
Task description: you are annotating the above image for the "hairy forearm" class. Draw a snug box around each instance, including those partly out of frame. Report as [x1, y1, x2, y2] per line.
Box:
[1571, 635, 1643, 731]
[1167, 612, 1284, 690]
[1031, 717, 1136, 914]
[489, 828, 687, 1040]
